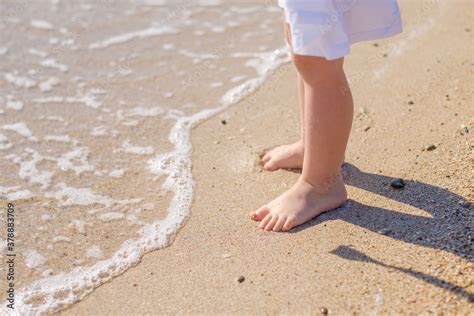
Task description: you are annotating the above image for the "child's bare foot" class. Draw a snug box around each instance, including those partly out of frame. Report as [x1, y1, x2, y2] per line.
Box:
[260, 141, 345, 171]
[249, 175, 347, 232]
[261, 140, 304, 171]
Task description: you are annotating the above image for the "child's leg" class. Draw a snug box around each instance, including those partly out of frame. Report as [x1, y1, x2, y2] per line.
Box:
[297, 74, 305, 140]
[261, 22, 305, 171]
[250, 55, 353, 232]
[297, 55, 353, 185]
[261, 73, 305, 171]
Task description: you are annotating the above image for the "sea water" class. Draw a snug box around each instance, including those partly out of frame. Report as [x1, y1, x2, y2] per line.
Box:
[0, 0, 288, 313]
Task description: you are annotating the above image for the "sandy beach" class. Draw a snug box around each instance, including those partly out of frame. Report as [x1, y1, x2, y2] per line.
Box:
[60, 0, 474, 315]
[0, 0, 472, 314]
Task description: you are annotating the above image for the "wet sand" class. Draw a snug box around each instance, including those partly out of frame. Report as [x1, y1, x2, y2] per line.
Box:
[63, 0, 473, 314]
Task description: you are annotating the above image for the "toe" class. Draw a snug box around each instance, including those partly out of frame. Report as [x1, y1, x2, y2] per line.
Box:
[264, 215, 279, 231]
[273, 216, 287, 232]
[282, 216, 297, 232]
[261, 153, 271, 163]
[263, 161, 277, 171]
[248, 211, 257, 220]
[250, 206, 269, 221]
[259, 214, 273, 229]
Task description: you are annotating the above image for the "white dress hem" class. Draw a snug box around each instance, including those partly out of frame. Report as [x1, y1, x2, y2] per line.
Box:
[278, 0, 403, 60]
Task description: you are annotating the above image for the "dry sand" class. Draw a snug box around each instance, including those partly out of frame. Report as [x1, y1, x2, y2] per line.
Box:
[64, 1, 473, 314]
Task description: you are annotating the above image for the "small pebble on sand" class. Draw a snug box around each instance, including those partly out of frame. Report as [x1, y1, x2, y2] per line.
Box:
[378, 228, 392, 235]
[425, 144, 437, 151]
[221, 119, 227, 125]
[390, 178, 405, 189]
[237, 275, 245, 283]
[408, 100, 414, 105]
[320, 307, 328, 314]
[460, 125, 469, 135]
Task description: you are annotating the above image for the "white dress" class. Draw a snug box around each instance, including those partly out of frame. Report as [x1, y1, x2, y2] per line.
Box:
[278, 0, 403, 60]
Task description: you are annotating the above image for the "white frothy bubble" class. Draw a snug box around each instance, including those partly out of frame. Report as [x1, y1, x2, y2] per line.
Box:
[2, 122, 33, 138]
[49, 37, 59, 45]
[41, 214, 53, 222]
[40, 58, 69, 72]
[5, 190, 35, 200]
[6, 149, 53, 188]
[24, 250, 46, 268]
[200, 0, 221, 5]
[39, 77, 60, 92]
[86, 245, 103, 259]
[56, 147, 95, 175]
[6, 96, 24, 111]
[127, 106, 164, 117]
[30, 19, 54, 30]
[211, 26, 225, 33]
[44, 115, 64, 121]
[44, 135, 77, 144]
[119, 140, 154, 155]
[0, 134, 13, 150]
[0, 186, 21, 195]
[90, 126, 108, 136]
[162, 43, 175, 50]
[164, 109, 185, 120]
[53, 236, 71, 243]
[34, 96, 64, 104]
[28, 48, 48, 57]
[98, 212, 124, 221]
[89, 26, 179, 49]
[65, 89, 104, 108]
[108, 169, 125, 178]
[45, 182, 114, 207]
[143, 0, 167, 6]
[142, 203, 154, 211]
[194, 30, 205, 36]
[210, 82, 223, 88]
[0, 239, 7, 252]
[4, 73, 37, 88]
[231, 75, 247, 83]
[69, 220, 87, 235]
[34, 91, 104, 108]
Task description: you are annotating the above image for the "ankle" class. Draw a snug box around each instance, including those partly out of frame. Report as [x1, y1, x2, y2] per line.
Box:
[300, 172, 345, 195]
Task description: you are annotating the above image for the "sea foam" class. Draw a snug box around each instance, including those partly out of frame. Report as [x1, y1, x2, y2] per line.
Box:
[0, 1, 289, 313]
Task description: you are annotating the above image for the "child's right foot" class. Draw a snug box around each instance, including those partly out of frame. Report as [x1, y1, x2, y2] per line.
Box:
[249, 175, 347, 231]
[260, 140, 304, 171]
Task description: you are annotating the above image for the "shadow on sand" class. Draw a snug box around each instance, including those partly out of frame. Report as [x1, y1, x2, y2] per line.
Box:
[330, 245, 473, 302]
[291, 163, 473, 301]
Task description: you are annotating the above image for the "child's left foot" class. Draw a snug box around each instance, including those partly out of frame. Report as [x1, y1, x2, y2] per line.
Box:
[260, 140, 304, 171]
[249, 175, 347, 231]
